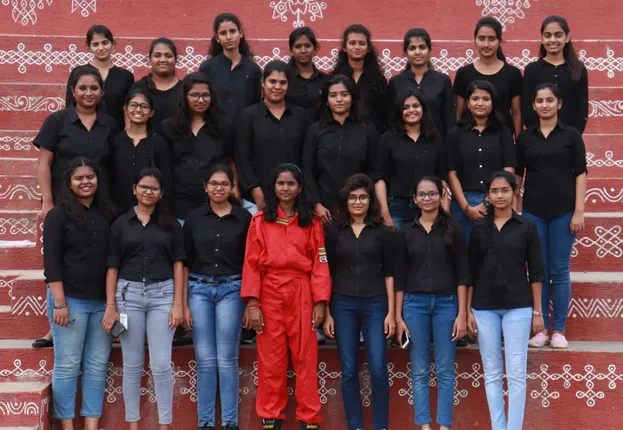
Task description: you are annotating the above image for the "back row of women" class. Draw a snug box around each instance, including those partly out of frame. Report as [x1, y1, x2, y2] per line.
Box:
[36, 11, 587, 430]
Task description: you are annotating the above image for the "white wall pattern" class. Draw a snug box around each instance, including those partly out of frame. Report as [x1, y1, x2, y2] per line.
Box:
[476, 0, 531, 29]
[572, 225, 622, 259]
[270, 0, 327, 28]
[586, 151, 623, 169]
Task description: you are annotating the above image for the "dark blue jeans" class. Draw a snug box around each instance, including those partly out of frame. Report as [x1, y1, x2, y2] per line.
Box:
[331, 294, 389, 430]
[389, 197, 421, 232]
[450, 191, 486, 242]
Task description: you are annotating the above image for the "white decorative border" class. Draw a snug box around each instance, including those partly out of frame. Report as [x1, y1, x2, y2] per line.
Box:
[586, 187, 623, 205]
[0, 183, 41, 201]
[1, 0, 96, 26]
[568, 298, 623, 319]
[270, 0, 327, 28]
[589, 100, 623, 118]
[573, 225, 622, 259]
[0, 96, 64, 112]
[477, 0, 532, 30]
[586, 151, 623, 169]
[0, 400, 39, 416]
[0, 134, 36, 152]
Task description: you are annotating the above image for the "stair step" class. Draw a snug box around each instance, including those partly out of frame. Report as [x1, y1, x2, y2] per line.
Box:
[0, 175, 41, 211]
[0, 380, 50, 429]
[0, 210, 39, 243]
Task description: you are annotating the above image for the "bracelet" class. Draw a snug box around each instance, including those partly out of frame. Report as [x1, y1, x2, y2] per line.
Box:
[105, 303, 116, 307]
[247, 304, 261, 311]
[533, 310, 543, 316]
[54, 303, 67, 310]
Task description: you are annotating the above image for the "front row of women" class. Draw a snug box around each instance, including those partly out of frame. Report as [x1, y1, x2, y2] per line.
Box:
[45, 152, 544, 430]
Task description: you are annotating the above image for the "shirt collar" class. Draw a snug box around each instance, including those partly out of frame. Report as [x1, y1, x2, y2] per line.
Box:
[528, 121, 564, 135]
[67, 102, 106, 125]
[276, 205, 299, 224]
[260, 101, 292, 118]
[459, 121, 499, 132]
[511, 210, 524, 223]
[200, 202, 246, 219]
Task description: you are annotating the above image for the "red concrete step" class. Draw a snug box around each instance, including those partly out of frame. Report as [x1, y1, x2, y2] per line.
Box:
[0, 380, 51, 430]
[0, 210, 38, 243]
[0, 176, 41, 211]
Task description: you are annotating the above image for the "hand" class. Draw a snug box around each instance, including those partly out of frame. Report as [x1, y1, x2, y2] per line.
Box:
[465, 204, 486, 222]
[382, 211, 395, 232]
[251, 187, 265, 210]
[312, 302, 325, 330]
[384, 313, 396, 339]
[395, 318, 410, 343]
[467, 312, 478, 337]
[232, 185, 241, 200]
[169, 304, 183, 329]
[570, 211, 584, 234]
[53, 306, 69, 327]
[41, 201, 54, 220]
[101, 307, 119, 332]
[247, 305, 264, 334]
[323, 313, 335, 339]
[532, 314, 544, 335]
[183, 305, 193, 330]
[452, 313, 467, 342]
[315, 204, 332, 227]
[441, 196, 451, 213]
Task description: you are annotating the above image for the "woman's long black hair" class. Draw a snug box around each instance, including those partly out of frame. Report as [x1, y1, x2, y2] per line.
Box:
[209, 13, 253, 58]
[539, 15, 585, 84]
[332, 24, 386, 97]
[474, 17, 506, 62]
[57, 157, 117, 231]
[173, 71, 227, 136]
[203, 163, 241, 206]
[458, 80, 505, 128]
[389, 88, 437, 137]
[334, 173, 382, 226]
[146, 37, 178, 91]
[69, 65, 104, 91]
[263, 163, 315, 227]
[414, 176, 459, 251]
[317, 74, 368, 126]
[135, 167, 177, 231]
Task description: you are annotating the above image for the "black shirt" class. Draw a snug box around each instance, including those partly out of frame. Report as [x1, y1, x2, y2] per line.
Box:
[107, 208, 185, 283]
[109, 131, 173, 213]
[129, 77, 183, 135]
[199, 54, 262, 121]
[161, 117, 234, 220]
[183, 203, 252, 275]
[469, 212, 545, 310]
[395, 218, 470, 295]
[302, 118, 380, 210]
[43, 204, 110, 300]
[325, 222, 394, 298]
[235, 102, 309, 193]
[377, 131, 446, 199]
[522, 59, 589, 134]
[388, 69, 455, 136]
[516, 123, 587, 218]
[334, 68, 389, 133]
[446, 123, 516, 193]
[33, 104, 116, 202]
[453, 63, 523, 132]
[66, 65, 134, 132]
[287, 65, 328, 120]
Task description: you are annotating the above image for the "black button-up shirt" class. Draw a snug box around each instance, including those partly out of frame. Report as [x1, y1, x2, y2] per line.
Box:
[33, 104, 116, 202]
[43, 204, 110, 300]
[446, 123, 516, 193]
[199, 54, 262, 121]
[183, 203, 252, 275]
[469, 212, 545, 310]
[395, 218, 470, 295]
[287, 66, 328, 120]
[129, 78, 183, 135]
[516, 123, 587, 218]
[325, 222, 394, 298]
[453, 63, 523, 132]
[377, 131, 446, 199]
[66, 65, 134, 132]
[302, 118, 380, 210]
[109, 131, 173, 213]
[388, 69, 455, 136]
[107, 208, 185, 283]
[522, 59, 589, 134]
[235, 102, 310, 192]
[161, 117, 233, 219]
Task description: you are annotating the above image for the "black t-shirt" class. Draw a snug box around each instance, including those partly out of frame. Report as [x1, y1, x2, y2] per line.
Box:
[453, 62, 523, 132]
[129, 77, 183, 135]
[286, 66, 328, 121]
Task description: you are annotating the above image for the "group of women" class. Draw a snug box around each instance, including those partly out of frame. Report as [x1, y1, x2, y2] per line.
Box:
[36, 11, 588, 430]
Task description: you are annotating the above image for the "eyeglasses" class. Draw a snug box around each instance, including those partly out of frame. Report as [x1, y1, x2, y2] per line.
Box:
[127, 102, 151, 111]
[188, 92, 211, 102]
[489, 187, 513, 195]
[207, 181, 232, 189]
[137, 184, 161, 193]
[348, 195, 370, 204]
[415, 191, 440, 200]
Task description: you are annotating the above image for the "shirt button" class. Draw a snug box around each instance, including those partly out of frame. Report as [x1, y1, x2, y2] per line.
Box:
[215, 264, 219, 267]
[215, 249, 219, 252]
[479, 165, 483, 168]
[478, 148, 482, 152]
[478, 134, 482, 137]
[216, 234, 220, 237]
[480, 181, 484, 184]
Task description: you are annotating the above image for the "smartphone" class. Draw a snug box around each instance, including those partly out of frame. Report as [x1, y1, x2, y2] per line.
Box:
[401, 331, 410, 349]
[110, 320, 126, 337]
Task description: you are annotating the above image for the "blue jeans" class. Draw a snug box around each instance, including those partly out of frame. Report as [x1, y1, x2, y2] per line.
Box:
[46, 288, 112, 420]
[389, 198, 421, 232]
[450, 191, 486, 241]
[522, 210, 576, 332]
[188, 274, 246, 427]
[116, 279, 176, 425]
[331, 294, 389, 430]
[472, 307, 532, 430]
[402, 293, 457, 428]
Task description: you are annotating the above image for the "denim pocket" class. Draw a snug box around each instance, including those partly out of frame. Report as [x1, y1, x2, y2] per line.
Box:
[230, 279, 242, 291]
[449, 294, 458, 304]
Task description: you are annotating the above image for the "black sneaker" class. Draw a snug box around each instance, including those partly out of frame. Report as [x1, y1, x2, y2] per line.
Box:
[223, 425, 239, 430]
[198, 426, 214, 430]
[457, 335, 470, 347]
[263, 419, 282, 430]
[299, 423, 320, 430]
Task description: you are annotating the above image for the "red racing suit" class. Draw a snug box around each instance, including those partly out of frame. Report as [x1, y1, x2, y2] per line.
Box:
[241, 207, 331, 424]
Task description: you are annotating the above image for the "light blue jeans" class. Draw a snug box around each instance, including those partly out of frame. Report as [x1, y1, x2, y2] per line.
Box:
[46, 288, 112, 420]
[116, 279, 176, 425]
[450, 191, 486, 242]
[188, 274, 246, 427]
[522, 210, 576, 332]
[472, 307, 532, 430]
[402, 293, 458, 428]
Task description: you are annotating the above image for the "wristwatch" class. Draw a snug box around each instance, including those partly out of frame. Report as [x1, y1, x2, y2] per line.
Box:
[482, 198, 492, 209]
[532, 310, 542, 316]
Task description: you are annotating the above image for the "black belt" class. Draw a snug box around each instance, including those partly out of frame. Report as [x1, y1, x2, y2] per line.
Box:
[189, 275, 242, 285]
